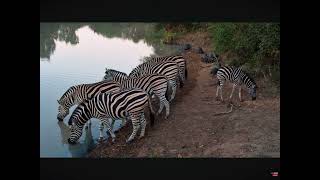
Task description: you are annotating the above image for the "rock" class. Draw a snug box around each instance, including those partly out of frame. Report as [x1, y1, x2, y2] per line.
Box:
[184, 43, 191, 50]
[195, 47, 204, 54]
[201, 52, 220, 63]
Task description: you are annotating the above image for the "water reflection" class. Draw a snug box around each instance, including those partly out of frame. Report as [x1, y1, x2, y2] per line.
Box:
[40, 23, 184, 61]
[57, 121, 95, 157]
[40, 23, 83, 60]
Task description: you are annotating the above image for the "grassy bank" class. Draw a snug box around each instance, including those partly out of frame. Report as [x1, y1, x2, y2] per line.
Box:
[153, 23, 280, 87]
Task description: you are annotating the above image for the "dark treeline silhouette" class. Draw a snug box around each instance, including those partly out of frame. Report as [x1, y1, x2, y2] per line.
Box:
[40, 23, 84, 60]
[40, 23, 184, 60]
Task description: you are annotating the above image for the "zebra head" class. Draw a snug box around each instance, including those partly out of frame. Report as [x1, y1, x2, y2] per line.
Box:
[104, 68, 128, 83]
[249, 84, 258, 101]
[68, 122, 84, 145]
[57, 99, 70, 121]
[67, 99, 94, 144]
[103, 68, 113, 81]
[67, 104, 87, 144]
[57, 86, 78, 121]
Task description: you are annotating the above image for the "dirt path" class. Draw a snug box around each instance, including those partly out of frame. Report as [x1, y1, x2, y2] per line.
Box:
[87, 33, 280, 158]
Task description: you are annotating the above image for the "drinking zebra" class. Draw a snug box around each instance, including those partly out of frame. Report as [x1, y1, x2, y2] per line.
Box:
[57, 80, 121, 128]
[129, 61, 181, 101]
[212, 66, 258, 102]
[144, 55, 188, 84]
[103, 69, 171, 118]
[67, 89, 155, 144]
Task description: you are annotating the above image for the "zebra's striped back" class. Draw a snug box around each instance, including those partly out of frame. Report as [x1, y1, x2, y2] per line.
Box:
[129, 61, 180, 83]
[68, 89, 152, 143]
[104, 69, 168, 96]
[147, 55, 187, 81]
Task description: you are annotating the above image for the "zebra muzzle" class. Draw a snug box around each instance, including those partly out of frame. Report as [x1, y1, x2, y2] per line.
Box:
[67, 138, 76, 144]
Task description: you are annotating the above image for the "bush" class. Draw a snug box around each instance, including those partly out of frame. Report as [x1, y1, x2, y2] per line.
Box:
[208, 23, 280, 81]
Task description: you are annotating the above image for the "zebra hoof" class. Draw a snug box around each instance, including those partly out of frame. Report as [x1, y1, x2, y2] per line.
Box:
[126, 139, 134, 144]
[215, 97, 220, 101]
[114, 129, 120, 134]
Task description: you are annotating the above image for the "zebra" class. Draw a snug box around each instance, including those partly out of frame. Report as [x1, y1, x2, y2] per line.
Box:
[212, 66, 258, 102]
[104, 69, 171, 119]
[57, 80, 121, 128]
[67, 89, 155, 144]
[129, 61, 181, 102]
[145, 55, 188, 84]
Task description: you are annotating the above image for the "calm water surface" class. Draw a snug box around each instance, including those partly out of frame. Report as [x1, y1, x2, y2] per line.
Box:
[40, 23, 183, 157]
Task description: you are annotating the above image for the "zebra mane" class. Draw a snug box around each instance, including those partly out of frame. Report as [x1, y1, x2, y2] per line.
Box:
[129, 65, 143, 76]
[58, 86, 77, 103]
[105, 68, 128, 76]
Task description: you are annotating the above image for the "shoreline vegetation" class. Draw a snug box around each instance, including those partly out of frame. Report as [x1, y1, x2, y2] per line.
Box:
[154, 23, 280, 87]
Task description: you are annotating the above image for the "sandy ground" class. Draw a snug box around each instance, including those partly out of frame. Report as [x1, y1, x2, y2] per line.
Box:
[87, 32, 280, 158]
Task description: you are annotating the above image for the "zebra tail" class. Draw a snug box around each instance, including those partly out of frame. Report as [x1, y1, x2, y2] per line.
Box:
[148, 96, 155, 127]
[185, 61, 188, 80]
[178, 73, 184, 88]
[165, 80, 171, 101]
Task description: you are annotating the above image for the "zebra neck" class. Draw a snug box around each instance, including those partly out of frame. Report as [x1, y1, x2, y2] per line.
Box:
[116, 75, 127, 84]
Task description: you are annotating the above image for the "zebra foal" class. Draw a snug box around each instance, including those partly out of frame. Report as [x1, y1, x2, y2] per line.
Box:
[212, 66, 258, 102]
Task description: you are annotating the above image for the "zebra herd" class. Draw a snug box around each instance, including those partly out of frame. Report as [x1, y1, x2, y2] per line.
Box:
[57, 55, 187, 144]
[57, 54, 258, 145]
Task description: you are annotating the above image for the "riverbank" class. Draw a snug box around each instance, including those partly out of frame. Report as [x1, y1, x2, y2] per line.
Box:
[87, 31, 280, 158]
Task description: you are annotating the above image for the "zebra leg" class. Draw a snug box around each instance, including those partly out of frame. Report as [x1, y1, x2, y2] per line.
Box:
[110, 118, 115, 130]
[85, 120, 91, 130]
[98, 122, 104, 141]
[102, 118, 116, 143]
[220, 86, 224, 102]
[139, 113, 147, 138]
[215, 85, 220, 101]
[229, 84, 237, 101]
[157, 96, 165, 115]
[162, 96, 170, 119]
[126, 114, 141, 143]
[239, 86, 243, 102]
[169, 80, 177, 102]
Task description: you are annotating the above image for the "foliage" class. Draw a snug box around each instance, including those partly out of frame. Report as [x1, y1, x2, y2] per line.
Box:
[208, 23, 280, 82]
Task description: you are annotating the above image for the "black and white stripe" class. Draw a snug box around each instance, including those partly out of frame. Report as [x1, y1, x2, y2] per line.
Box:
[104, 69, 171, 118]
[214, 66, 258, 101]
[146, 55, 188, 84]
[129, 61, 181, 101]
[67, 89, 155, 144]
[57, 80, 121, 122]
